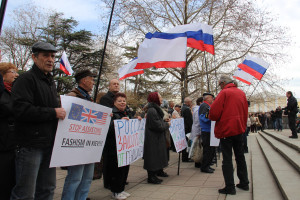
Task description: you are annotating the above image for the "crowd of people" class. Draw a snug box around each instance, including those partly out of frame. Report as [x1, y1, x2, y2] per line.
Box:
[0, 41, 298, 200]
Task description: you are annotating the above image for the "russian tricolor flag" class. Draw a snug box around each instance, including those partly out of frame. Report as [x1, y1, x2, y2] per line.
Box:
[135, 32, 187, 69]
[233, 69, 254, 85]
[167, 23, 215, 55]
[118, 58, 144, 80]
[238, 56, 269, 80]
[59, 51, 73, 75]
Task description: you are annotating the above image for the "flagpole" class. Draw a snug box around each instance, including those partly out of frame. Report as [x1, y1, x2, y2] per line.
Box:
[248, 80, 261, 100]
[204, 52, 210, 92]
[93, 0, 116, 100]
[213, 55, 218, 95]
[0, 0, 8, 34]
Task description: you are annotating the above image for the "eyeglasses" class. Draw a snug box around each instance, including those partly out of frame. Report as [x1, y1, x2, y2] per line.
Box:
[7, 70, 17, 74]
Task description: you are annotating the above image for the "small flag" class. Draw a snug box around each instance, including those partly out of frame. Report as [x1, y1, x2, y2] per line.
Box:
[95, 112, 108, 125]
[118, 58, 144, 80]
[135, 32, 187, 69]
[60, 51, 73, 75]
[233, 69, 254, 85]
[238, 56, 269, 80]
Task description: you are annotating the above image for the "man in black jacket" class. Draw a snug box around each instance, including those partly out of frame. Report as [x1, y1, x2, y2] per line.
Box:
[285, 91, 298, 139]
[181, 97, 193, 162]
[100, 79, 120, 108]
[11, 42, 66, 200]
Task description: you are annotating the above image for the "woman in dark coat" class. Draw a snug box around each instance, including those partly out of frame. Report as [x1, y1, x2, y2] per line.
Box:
[0, 63, 19, 199]
[103, 93, 131, 200]
[143, 92, 170, 184]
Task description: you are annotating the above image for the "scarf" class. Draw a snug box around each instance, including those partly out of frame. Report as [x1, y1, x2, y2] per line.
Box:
[4, 82, 12, 92]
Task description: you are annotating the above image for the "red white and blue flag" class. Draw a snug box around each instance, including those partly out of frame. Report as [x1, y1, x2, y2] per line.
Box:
[68, 103, 108, 125]
[167, 23, 215, 55]
[135, 32, 187, 69]
[118, 58, 144, 80]
[233, 69, 254, 85]
[238, 56, 269, 80]
[60, 51, 73, 75]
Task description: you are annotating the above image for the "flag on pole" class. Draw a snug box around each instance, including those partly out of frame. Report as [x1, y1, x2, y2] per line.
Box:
[167, 23, 215, 55]
[59, 51, 73, 75]
[118, 58, 144, 80]
[135, 32, 187, 69]
[238, 56, 269, 80]
[233, 69, 254, 85]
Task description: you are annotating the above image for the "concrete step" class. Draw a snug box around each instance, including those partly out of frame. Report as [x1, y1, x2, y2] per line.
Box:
[262, 130, 300, 153]
[250, 134, 282, 200]
[256, 134, 300, 200]
[259, 132, 300, 173]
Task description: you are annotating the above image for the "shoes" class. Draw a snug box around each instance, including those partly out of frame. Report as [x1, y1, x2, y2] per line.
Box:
[182, 159, 193, 162]
[147, 176, 163, 184]
[289, 135, 298, 139]
[201, 168, 214, 173]
[209, 167, 215, 171]
[195, 162, 201, 168]
[121, 191, 130, 197]
[157, 171, 169, 177]
[218, 187, 236, 195]
[236, 183, 249, 191]
[112, 192, 127, 199]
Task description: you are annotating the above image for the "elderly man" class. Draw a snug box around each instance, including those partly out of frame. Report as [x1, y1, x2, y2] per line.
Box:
[285, 91, 299, 138]
[100, 79, 120, 108]
[209, 75, 249, 195]
[181, 97, 193, 162]
[61, 69, 96, 200]
[11, 42, 66, 200]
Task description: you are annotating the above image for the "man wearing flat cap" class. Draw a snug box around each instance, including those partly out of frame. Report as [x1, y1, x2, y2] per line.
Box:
[61, 69, 96, 199]
[199, 92, 215, 173]
[11, 41, 66, 200]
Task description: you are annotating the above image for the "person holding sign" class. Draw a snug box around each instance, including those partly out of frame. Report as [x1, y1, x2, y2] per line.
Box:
[143, 92, 171, 184]
[103, 93, 131, 200]
[61, 69, 97, 200]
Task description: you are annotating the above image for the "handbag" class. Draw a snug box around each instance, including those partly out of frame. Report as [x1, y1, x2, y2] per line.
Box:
[191, 137, 203, 163]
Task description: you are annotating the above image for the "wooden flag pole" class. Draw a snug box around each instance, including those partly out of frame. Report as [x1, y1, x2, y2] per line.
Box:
[0, 0, 8, 34]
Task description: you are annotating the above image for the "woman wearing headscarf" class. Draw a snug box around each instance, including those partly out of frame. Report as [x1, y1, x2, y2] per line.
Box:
[143, 92, 170, 184]
[0, 63, 19, 199]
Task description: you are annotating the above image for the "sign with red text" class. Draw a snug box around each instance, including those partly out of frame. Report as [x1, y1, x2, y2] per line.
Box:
[169, 118, 187, 152]
[114, 118, 146, 167]
[50, 95, 112, 167]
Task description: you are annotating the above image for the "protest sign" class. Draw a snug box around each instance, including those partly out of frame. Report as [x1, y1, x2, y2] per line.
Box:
[50, 95, 112, 167]
[169, 118, 187, 152]
[114, 118, 146, 167]
[210, 121, 220, 146]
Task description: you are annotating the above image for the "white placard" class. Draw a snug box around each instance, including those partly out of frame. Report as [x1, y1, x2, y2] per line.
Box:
[50, 95, 112, 167]
[114, 119, 146, 167]
[210, 121, 220, 146]
[169, 118, 187, 152]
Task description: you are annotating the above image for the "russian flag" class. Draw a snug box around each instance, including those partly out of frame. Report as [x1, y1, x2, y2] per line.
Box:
[238, 56, 269, 80]
[59, 51, 73, 75]
[233, 69, 254, 85]
[118, 58, 144, 80]
[167, 23, 215, 55]
[135, 32, 187, 69]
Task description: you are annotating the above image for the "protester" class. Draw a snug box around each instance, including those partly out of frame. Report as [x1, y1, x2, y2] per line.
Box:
[250, 114, 256, 133]
[161, 100, 172, 162]
[172, 104, 181, 119]
[270, 110, 276, 130]
[199, 93, 215, 173]
[144, 92, 170, 184]
[275, 107, 283, 131]
[209, 75, 249, 195]
[243, 115, 251, 153]
[11, 42, 66, 199]
[61, 69, 97, 200]
[285, 91, 298, 138]
[181, 97, 193, 162]
[103, 93, 131, 199]
[0, 62, 19, 200]
[168, 101, 174, 116]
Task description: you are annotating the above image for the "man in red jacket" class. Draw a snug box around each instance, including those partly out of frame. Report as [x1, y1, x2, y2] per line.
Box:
[209, 75, 249, 195]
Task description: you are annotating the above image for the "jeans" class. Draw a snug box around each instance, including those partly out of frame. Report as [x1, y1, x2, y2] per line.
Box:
[220, 134, 249, 189]
[10, 147, 56, 200]
[276, 118, 282, 131]
[61, 163, 95, 200]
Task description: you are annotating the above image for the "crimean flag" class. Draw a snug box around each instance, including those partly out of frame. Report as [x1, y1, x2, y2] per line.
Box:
[167, 23, 215, 55]
[135, 32, 187, 69]
[233, 69, 254, 85]
[238, 56, 269, 80]
[60, 51, 73, 75]
[118, 58, 144, 80]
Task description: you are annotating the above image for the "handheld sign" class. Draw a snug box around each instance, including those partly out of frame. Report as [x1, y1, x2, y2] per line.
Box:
[50, 95, 112, 167]
[114, 118, 146, 167]
[210, 121, 220, 146]
[169, 118, 187, 152]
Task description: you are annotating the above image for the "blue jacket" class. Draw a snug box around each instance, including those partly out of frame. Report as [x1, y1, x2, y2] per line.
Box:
[199, 102, 211, 132]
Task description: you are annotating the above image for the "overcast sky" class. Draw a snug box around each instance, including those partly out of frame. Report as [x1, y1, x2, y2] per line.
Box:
[2, 0, 300, 97]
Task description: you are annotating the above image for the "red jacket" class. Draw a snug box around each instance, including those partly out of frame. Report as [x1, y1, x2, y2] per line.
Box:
[209, 83, 248, 138]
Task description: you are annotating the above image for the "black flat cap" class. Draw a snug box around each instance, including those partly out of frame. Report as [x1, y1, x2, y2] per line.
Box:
[75, 69, 97, 83]
[32, 41, 57, 53]
[175, 104, 181, 108]
[203, 92, 214, 98]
